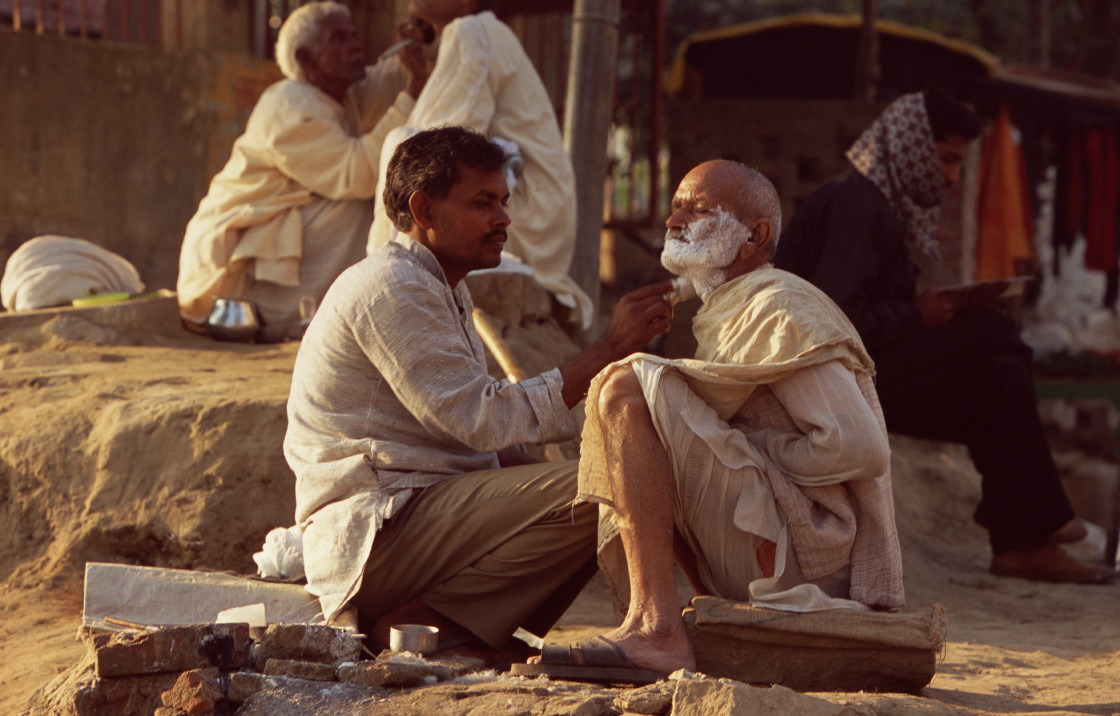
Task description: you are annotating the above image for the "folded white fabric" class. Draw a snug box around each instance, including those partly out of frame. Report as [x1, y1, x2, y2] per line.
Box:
[252, 525, 306, 580]
[1, 235, 144, 311]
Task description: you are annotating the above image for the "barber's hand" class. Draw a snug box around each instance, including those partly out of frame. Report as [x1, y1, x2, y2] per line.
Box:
[400, 46, 428, 98]
[916, 289, 956, 327]
[557, 280, 674, 408]
[396, 19, 425, 43]
[601, 281, 676, 359]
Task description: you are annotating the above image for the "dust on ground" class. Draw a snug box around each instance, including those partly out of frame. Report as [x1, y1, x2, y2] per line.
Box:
[1, 295, 1118, 715]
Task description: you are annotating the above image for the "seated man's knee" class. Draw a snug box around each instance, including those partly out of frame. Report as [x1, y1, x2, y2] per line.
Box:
[597, 363, 646, 418]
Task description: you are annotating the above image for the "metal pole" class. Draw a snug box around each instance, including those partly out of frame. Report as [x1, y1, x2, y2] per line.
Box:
[252, 0, 269, 57]
[852, 0, 879, 103]
[563, 0, 620, 318]
[649, 0, 664, 224]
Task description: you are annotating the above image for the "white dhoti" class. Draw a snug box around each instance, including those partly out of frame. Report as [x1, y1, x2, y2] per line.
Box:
[578, 268, 906, 615]
[590, 361, 881, 617]
[246, 196, 370, 328]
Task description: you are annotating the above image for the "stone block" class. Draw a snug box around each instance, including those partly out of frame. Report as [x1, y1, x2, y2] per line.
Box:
[74, 670, 182, 715]
[263, 658, 338, 681]
[565, 695, 616, 715]
[95, 623, 251, 677]
[671, 678, 854, 715]
[252, 624, 362, 670]
[160, 666, 224, 714]
[613, 681, 674, 715]
[337, 659, 435, 689]
[227, 671, 266, 703]
[154, 708, 190, 716]
[336, 652, 485, 689]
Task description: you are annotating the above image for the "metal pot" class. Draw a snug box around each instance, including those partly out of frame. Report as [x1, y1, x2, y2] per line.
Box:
[206, 298, 259, 342]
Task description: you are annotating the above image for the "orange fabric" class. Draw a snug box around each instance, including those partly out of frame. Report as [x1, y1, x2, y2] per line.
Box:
[975, 106, 1035, 280]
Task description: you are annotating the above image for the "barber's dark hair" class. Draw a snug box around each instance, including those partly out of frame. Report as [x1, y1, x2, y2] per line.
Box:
[923, 86, 981, 142]
[383, 126, 507, 233]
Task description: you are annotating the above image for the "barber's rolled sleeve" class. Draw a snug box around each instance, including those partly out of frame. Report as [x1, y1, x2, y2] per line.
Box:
[521, 368, 577, 444]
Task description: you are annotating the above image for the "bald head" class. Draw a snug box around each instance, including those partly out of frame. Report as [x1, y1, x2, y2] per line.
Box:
[663, 160, 783, 300]
[680, 160, 782, 245]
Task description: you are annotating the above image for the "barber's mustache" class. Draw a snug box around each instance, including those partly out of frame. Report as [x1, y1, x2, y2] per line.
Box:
[664, 227, 693, 246]
[486, 228, 508, 240]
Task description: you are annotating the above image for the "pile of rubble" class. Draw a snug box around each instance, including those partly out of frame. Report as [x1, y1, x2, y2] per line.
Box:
[29, 622, 503, 715]
[26, 619, 967, 716]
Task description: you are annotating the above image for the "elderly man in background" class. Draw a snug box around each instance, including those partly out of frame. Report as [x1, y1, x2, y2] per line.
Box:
[285, 126, 673, 665]
[366, 0, 594, 329]
[517, 159, 903, 684]
[178, 1, 427, 340]
[775, 88, 1114, 585]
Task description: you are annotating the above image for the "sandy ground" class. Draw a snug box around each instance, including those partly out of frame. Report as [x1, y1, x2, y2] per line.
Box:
[1, 295, 1118, 715]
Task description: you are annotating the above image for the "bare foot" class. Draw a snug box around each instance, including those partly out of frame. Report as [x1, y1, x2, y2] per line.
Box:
[528, 621, 695, 674]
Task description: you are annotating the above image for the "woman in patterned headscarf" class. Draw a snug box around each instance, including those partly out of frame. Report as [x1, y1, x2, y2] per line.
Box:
[774, 89, 1114, 585]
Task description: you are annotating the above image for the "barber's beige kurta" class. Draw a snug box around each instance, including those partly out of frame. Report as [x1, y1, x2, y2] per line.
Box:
[177, 59, 414, 327]
[284, 234, 577, 623]
[580, 268, 905, 612]
[366, 11, 594, 328]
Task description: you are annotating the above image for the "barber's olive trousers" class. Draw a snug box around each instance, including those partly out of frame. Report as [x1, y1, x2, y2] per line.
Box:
[351, 460, 597, 648]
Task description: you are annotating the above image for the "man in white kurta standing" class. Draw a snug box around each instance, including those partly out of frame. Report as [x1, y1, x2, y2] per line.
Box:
[177, 2, 427, 339]
[285, 126, 674, 665]
[516, 159, 904, 684]
[366, 0, 594, 329]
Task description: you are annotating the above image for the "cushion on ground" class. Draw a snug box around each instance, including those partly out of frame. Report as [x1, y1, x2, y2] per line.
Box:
[683, 596, 946, 693]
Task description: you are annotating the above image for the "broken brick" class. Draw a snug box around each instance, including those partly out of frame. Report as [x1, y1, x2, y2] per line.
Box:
[251, 624, 361, 670]
[95, 624, 251, 677]
[263, 658, 337, 681]
[337, 652, 485, 689]
[160, 666, 224, 714]
[226, 672, 265, 703]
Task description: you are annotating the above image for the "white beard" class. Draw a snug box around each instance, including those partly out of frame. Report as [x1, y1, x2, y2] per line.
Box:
[661, 208, 752, 302]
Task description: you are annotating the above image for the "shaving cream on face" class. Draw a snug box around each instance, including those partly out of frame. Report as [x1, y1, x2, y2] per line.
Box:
[661, 207, 752, 301]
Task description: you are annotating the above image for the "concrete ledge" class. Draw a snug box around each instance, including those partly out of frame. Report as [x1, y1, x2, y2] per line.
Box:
[0, 292, 186, 346]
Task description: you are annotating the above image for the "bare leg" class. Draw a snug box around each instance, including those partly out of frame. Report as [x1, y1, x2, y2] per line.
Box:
[537, 364, 696, 673]
[674, 530, 708, 595]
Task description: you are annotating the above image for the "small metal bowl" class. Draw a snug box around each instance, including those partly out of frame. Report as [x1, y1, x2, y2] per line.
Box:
[389, 624, 439, 655]
[206, 297, 259, 342]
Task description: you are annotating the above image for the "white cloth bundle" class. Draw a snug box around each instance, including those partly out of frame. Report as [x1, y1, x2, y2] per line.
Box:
[1, 235, 144, 311]
[252, 525, 306, 580]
